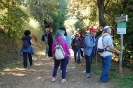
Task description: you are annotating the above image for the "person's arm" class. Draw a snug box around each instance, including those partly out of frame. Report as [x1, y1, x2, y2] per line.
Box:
[107, 38, 120, 54]
[30, 39, 37, 45]
[108, 46, 120, 54]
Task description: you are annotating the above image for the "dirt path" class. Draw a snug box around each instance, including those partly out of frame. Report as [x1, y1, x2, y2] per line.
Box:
[0, 49, 114, 88]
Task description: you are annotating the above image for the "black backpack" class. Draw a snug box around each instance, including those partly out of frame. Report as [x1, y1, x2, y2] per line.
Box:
[22, 40, 29, 49]
[41, 34, 45, 41]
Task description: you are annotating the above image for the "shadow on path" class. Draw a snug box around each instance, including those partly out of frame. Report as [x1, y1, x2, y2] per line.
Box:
[0, 49, 114, 88]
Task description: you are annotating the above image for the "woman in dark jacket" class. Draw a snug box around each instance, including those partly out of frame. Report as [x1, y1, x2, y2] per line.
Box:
[47, 27, 53, 58]
[71, 34, 81, 63]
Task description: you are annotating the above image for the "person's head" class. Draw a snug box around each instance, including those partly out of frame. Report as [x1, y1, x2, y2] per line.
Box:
[56, 30, 65, 38]
[99, 26, 103, 31]
[49, 27, 53, 32]
[103, 26, 112, 34]
[24, 30, 31, 36]
[73, 31, 77, 35]
[75, 34, 79, 40]
[89, 27, 97, 36]
[46, 28, 49, 32]
[60, 27, 67, 36]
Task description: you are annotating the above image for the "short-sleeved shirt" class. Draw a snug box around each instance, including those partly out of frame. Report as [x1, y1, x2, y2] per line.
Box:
[22, 36, 32, 45]
[100, 33, 113, 57]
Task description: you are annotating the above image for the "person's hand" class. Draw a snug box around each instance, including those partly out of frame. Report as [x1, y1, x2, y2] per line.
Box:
[116, 50, 121, 54]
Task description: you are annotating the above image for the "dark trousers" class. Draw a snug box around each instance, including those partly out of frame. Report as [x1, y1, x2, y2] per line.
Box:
[23, 52, 32, 68]
[48, 44, 52, 57]
[73, 48, 80, 62]
[53, 56, 68, 79]
[85, 55, 92, 73]
[80, 49, 84, 57]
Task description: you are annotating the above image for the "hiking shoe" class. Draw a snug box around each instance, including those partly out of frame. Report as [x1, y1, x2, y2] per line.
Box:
[52, 77, 56, 82]
[61, 79, 66, 83]
[99, 80, 109, 83]
[86, 73, 91, 78]
[99, 79, 110, 83]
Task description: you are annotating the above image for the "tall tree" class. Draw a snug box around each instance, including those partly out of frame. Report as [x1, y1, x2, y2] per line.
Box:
[97, 0, 105, 26]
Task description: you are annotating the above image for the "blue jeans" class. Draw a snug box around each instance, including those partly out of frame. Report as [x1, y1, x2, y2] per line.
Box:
[53, 56, 68, 79]
[23, 52, 32, 68]
[73, 48, 80, 62]
[85, 55, 92, 74]
[100, 56, 112, 81]
[45, 44, 49, 54]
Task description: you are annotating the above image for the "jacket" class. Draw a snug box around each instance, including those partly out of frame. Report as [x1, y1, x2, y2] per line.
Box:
[52, 36, 70, 57]
[84, 33, 95, 56]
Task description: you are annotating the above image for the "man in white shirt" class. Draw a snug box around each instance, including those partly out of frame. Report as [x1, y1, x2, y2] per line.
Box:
[100, 26, 120, 83]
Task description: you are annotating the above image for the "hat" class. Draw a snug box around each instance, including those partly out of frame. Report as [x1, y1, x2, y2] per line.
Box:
[89, 27, 96, 33]
[103, 26, 112, 32]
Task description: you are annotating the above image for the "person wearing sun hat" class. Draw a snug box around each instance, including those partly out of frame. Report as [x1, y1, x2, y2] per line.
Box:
[99, 26, 120, 83]
[84, 27, 97, 78]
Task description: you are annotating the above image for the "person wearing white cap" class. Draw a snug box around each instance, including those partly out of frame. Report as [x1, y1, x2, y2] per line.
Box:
[99, 26, 120, 83]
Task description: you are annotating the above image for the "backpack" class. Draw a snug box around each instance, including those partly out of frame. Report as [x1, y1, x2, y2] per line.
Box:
[22, 40, 29, 49]
[54, 40, 65, 60]
[96, 35, 111, 52]
[41, 34, 45, 41]
[79, 35, 89, 48]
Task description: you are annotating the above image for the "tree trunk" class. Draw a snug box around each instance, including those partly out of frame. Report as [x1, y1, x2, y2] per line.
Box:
[97, 0, 106, 26]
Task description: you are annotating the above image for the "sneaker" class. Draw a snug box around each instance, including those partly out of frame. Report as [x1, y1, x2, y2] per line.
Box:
[52, 77, 56, 82]
[86, 73, 91, 78]
[48, 56, 53, 58]
[60, 70, 62, 74]
[80, 56, 83, 58]
[99, 80, 109, 83]
[61, 79, 66, 83]
[99, 78, 110, 83]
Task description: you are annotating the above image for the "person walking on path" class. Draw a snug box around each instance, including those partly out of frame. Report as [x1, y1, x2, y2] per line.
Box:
[84, 27, 97, 78]
[71, 34, 81, 63]
[20, 30, 37, 68]
[99, 26, 120, 83]
[47, 27, 53, 58]
[41, 28, 49, 55]
[77, 28, 84, 58]
[52, 30, 71, 83]
[59, 27, 70, 74]
[71, 31, 77, 42]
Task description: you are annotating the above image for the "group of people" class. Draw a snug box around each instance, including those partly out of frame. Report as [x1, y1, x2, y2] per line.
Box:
[20, 26, 120, 83]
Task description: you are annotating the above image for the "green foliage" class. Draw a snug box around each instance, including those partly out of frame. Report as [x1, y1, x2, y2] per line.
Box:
[50, 9, 66, 34]
[0, 0, 29, 39]
[26, 0, 65, 33]
[103, 0, 133, 68]
[117, 75, 133, 88]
